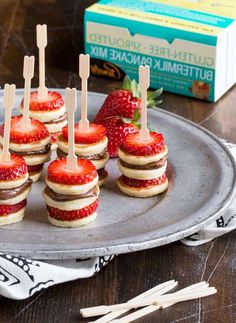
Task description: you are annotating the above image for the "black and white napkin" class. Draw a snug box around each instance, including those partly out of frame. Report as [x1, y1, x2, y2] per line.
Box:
[0, 141, 235, 300]
[0, 254, 114, 300]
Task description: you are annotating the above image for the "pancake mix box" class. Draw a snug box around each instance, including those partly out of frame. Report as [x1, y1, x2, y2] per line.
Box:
[84, 0, 236, 101]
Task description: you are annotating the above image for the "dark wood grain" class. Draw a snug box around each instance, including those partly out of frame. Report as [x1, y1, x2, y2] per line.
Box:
[0, 1, 235, 323]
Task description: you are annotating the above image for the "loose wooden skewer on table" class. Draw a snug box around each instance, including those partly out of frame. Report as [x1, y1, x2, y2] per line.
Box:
[1, 84, 16, 163]
[92, 280, 178, 323]
[80, 282, 217, 318]
[112, 282, 213, 323]
[36, 24, 48, 100]
[65, 87, 78, 171]
[79, 53, 90, 131]
[21, 55, 35, 131]
[139, 65, 150, 141]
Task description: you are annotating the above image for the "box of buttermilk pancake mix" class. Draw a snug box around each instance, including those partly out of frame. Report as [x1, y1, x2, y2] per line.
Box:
[84, 0, 236, 102]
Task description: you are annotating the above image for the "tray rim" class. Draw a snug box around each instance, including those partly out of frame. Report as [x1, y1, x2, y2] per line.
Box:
[1, 89, 236, 259]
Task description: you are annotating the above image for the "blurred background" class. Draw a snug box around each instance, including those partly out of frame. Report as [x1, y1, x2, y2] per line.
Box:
[0, 0, 97, 89]
[0, 0, 235, 142]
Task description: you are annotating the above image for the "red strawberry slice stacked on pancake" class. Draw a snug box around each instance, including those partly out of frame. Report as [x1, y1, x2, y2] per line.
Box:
[117, 132, 169, 197]
[0, 154, 32, 226]
[0, 116, 51, 182]
[56, 123, 109, 186]
[44, 158, 99, 227]
[19, 91, 67, 150]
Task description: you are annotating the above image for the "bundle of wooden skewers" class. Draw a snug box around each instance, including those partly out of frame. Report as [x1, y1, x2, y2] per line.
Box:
[80, 280, 216, 322]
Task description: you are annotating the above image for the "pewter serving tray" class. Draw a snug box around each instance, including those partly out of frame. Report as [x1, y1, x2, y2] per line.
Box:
[0, 89, 235, 259]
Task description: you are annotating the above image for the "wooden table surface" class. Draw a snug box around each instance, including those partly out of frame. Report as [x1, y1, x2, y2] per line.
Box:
[0, 1, 235, 322]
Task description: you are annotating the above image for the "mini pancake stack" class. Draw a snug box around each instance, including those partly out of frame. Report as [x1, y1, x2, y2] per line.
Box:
[44, 158, 99, 227]
[0, 154, 32, 226]
[117, 132, 169, 197]
[56, 123, 109, 186]
[19, 91, 67, 150]
[0, 116, 51, 182]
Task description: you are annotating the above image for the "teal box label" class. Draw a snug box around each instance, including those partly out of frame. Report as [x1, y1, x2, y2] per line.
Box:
[86, 42, 215, 100]
[84, 1, 236, 101]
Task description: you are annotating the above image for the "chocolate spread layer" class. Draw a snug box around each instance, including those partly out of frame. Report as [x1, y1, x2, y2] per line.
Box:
[10, 143, 51, 156]
[45, 113, 67, 125]
[0, 178, 32, 200]
[29, 170, 42, 176]
[120, 156, 167, 170]
[57, 148, 108, 160]
[44, 185, 98, 202]
[97, 168, 108, 181]
[28, 164, 44, 173]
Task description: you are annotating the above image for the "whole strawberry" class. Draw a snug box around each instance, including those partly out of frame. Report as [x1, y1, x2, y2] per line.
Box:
[95, 76, 163, 123]
[103, 116, 139, 158]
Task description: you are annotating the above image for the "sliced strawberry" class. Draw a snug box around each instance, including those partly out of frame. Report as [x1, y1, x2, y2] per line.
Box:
[0, 154, 27, 181]
[0, 116, 50, 144]
[47, 199, 98, 221]
[20, 91, 64, 111]
[62, 123, 106, 144]
[102, 116, 138, 157]
[120, 174, 167, 188]
[51, 132, 61, 143]
[0, 199, 27, 216]
[47, 157, 97, 185]
[121, 132, 165, 156]
[27, 164, 44, 173]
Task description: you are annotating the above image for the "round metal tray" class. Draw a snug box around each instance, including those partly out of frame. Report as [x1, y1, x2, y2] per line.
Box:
[0, 89, 235, 259]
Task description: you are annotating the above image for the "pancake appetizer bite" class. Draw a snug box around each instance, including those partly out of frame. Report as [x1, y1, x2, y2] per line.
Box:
[19, 25, 66, 150]
[117, 66, 169, 197]
[57, 54, 109, 186]
[44, 88, 99, 228]
[1, 56, 51, 182]
[0, 84, 32, 226]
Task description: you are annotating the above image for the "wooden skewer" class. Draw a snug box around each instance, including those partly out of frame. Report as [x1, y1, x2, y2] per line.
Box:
[92, 280, 178, 323]
[112, 282, 210, 323]
[139, 65, 150, 141]
[1, 84, 16, 163]
[154, 288, 216, 305]
[112, 288, 217, 323]
[81, 285, 216, 318]
[79, 54, 90, 132]
[21, 55, 35, 130]
[36, 24, 48, 100]
[137, 281, 209, 304]
[84, 288, 216, 318]
[65, 87, 78, 171]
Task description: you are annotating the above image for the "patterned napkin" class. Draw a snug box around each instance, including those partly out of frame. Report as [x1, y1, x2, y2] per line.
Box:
[0, 141, 235, 300]
[0, 255, 114, 300]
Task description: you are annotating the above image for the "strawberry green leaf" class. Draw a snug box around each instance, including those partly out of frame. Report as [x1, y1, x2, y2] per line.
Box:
[123, 76, 163, 104]
[147, 87, 163, 108]
[147, 88, 163, 100]
[133, 108, 140, 122]
[152, 87, 163, 99]
[147, 91, 154, 100]
[131, 121, 140, 129]
[147, 99, 162, 108]
[131, 79, 140, 98]
[122, 117, 132, 124]
[122, 75, 132, 91]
